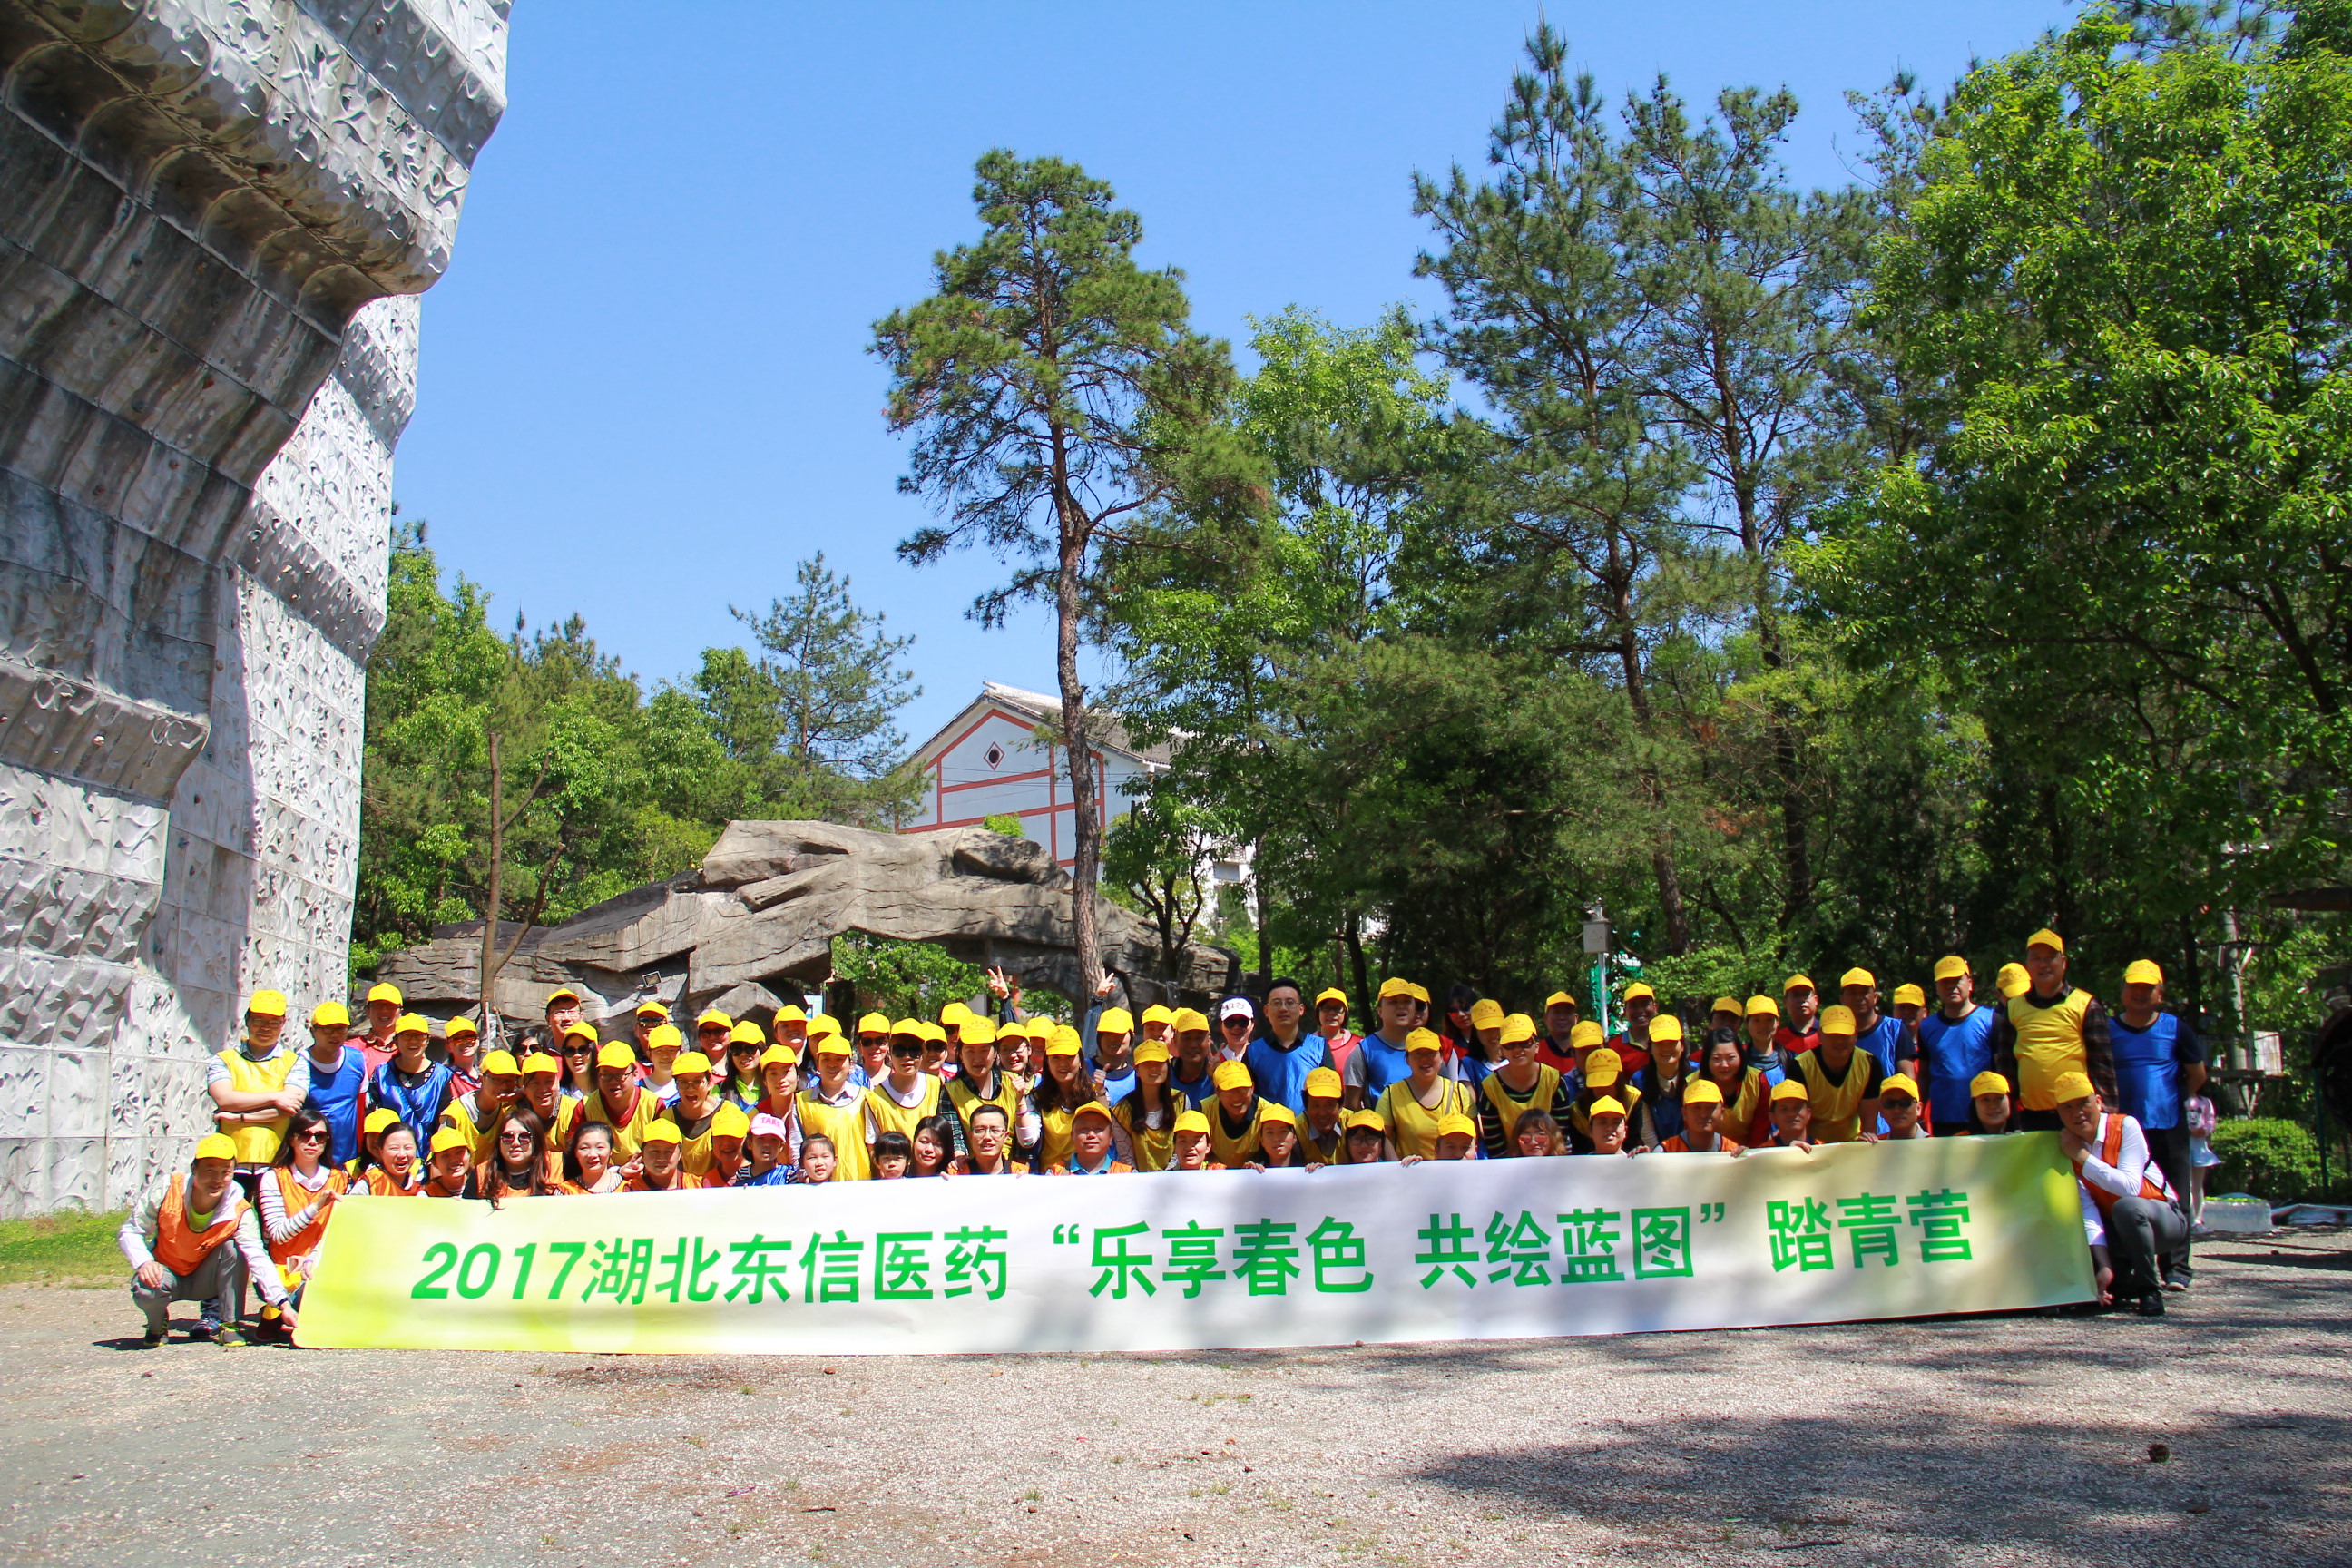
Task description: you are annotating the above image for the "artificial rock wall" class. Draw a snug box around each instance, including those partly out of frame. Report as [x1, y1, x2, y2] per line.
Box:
[0, 1, 506, 1214]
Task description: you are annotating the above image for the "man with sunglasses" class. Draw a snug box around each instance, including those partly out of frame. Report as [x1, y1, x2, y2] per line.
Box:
[865, 1026, 946, 1156]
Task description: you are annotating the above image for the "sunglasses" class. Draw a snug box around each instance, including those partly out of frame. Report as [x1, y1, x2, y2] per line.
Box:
[294, 1129, 328, 1142]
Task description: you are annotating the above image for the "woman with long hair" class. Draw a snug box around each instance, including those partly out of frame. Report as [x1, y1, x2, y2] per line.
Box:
[258, 1108, 348, 1338]
[908, 1115, 956, 1178]
[1112, 1041, 1184, 1171]
[465, 1107, 555, 1202]
[1696, 1028, 1770, 1148]
[1024, 1038, 1093, 1171]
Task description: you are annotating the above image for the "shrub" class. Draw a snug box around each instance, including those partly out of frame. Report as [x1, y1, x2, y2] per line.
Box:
[2208, 1118, 2321, 1204]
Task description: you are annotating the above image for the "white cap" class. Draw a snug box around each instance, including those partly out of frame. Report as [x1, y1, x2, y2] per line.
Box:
[1219, 997, 1254, 1022]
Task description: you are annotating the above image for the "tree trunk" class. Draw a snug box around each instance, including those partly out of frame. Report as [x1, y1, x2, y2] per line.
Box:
[1055, 514, 1103, 1005]
[1756, 609, 1813, 926]
[1250, 838, 1272, 991]
[1345, 908, 1371, 1027]
[477, 730, 505, 1041]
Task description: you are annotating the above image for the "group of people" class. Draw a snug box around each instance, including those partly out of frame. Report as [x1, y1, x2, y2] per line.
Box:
[121, 926, 2208, 1343]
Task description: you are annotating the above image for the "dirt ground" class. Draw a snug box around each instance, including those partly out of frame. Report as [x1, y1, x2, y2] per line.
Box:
[2, 1231, 2347, 1568]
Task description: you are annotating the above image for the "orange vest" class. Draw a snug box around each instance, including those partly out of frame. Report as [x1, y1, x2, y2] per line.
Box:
[2083, 1114, 2173, 1220]
[267, 1166, 348, 1264]
[362, 1166, 418, 1197]
[1661, 1131, 1743, 1153]
[153, 1174, 246, 1276]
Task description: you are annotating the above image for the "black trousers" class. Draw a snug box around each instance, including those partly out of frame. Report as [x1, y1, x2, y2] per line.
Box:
[2104, 1194, 2190, 1300]
[2141, 1121, 2195, 1281]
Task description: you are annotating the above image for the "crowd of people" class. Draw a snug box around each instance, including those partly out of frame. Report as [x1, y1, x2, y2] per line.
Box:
[121, 927, 2210, 1344]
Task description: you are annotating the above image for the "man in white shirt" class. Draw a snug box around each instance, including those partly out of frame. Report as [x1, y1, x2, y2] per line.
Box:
[2054, 1070, 2186, 1318]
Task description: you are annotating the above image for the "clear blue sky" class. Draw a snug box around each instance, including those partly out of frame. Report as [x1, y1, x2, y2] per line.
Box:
[392, 0, 2075, 750]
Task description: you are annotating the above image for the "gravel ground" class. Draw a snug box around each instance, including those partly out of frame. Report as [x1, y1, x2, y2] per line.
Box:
[3, 1231, 2347, 1567]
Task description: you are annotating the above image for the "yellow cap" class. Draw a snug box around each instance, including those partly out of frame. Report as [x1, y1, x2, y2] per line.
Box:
[1681, 1079, 1724, 1106]
[712, 1102, 751, 1139]
[1405, 1027, 1445, 1054]
[520, 1051, 561, 1075]
[1933, 956, 1969, 982]
[1097, 1006, 1133, 1034]
[309, 1000, 348, 1027]
[2123, 959, 2163, 986]
[1173, 1008, 1210, 1034]
[1045, 1029, 1082, 1059]
[1072, 1099, 1115, 1125]
[759, 1044, 793, 1068]
[1377, 976, 1415, 1000]
[366, 982, 403, 1005]
[1710, 995, 1741, 1017]
[2050, 1070, 2095, 1103]
[960, 1018, 998, 1046]
[1408, 983, 1430, 1004]
[1172, 1110, 1212, 1137]
[1818, 1004, 1857, 1036]
[635, 999, 671, 1020]
[1499, 1014, 1537, 1046]
[192, 1132, 239, 1162]
[1142, 1004, 1177, 1025]
[1649, 1015, 1683, 1043]
[1212, 1060, 1253, 1091]
[1622, 982, 1655, 1002]
[1570, 1020, 1604, 1047]
[246, 989, 288, 1017]
[479, 1049, 521, 1078]
[428, 1128, 471, 1155]
[857, 1012, 892, 1036]
[812, 1033, 853, 1058]
[1771, 1079, 1811, 1104]
[1746, 994, 1779, 1018]
[394, 1013, 431, 1037]
[1997, 962, 2031, 999]
[1258, 1102, 1298, 1129]
[1840, 967, 1875, 990]
[544, 985, 582, 1008]
[776, 1004, 808, 1024]
[1585, 1065, 1620, 1090]
[1890, 984, 1926, 1007]
[646, 1024, 682, 1052]
[363, 1108, 399, 1134]
[939, 1001, 972, 1027]
[445, 1015, 479, 1040]
[1784, 974, 1815, 993]
[1434, 1111, 1478, 1140]
[730, 1020, 767, 1046]
[922, 1022, 947, 1044]
[641, 1121, 682, 1145]
[1544, 990, 1575, 1009]
[1315, 988, 1348, 1008]
[1303, 1066, 1343, 1098]
[2028, 928, 2065, 955]
[1879, 1073, 1920, 1102]
[889, 1017, 924, 1040]
[1346, 1109, 1387, 1133]
[672, 1051, 712, 1076]
[564, 1022, 600, 1046]
[1132, 1040, 1171, 1065]
[696, 1009, 733, 1031]
[1970, 1071, 2011, 1098]
[596, 1043, 638, 1071]
[1584, 1098, 1625, 1121]
[808, 1014, 841, 1039]
[1468, 998, 1504, 1029]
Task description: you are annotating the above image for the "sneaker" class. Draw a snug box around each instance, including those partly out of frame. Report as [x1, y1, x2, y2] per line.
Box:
[2163, 1273, 2190, 1294]
[193, 1318, 222, 1343]
[212, 1326, 246, 1348]
[2136, 1292, 2167, 1318]
[139, 1328, 166, 1348]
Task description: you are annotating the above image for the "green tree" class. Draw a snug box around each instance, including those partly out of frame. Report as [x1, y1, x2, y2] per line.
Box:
[1102, 786, 1219, 981]
[875, 150, 1249, 995]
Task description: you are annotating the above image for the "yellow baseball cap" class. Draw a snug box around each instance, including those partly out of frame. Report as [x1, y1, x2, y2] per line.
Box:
[671, 1051, 712, 1076]
[247, 989, 288, 1017]
[363, 1108, 399, 1134]
[2050, 1070, 2095, 1102]
[1818, 1004, 1857, 1035]
[1890, 984, 1926, 1007]
[1997, 962, 2031, 999]
[857, 1012, 891, 1036]
[1434, 1111, 1477, 1140]
[520, 1052, 561, 1075]
[1132, 1040, 1171, 1065]
[1649, 1015, 1684, 1042]
[890, 1017, 925, 1040]
[1258, 1102, 1298, 1129]
[643, 1024, 681, 1052]
[1045, 1029, 1082, 1059]
[1315, 988, 1348, 1008]
[1879, 1073, 1920, 1102]
[960, 1018, 998, 1046]
[808, 1014, 842, 1039]
[759, 1044, 794, 1068]
[479, 1049, 521, 1078]
[1212, 1060, 1253, 1091]
[394, 1013, 431, 1036]
[1408, 983, 1431, 1004]
[192, 1132, 239, 1162]
[1468, 998, 1504, 1029]
[1746, 994, 1779, 1018]
[1710, 995, 1741, 1017]
[544, 985, 582, 1008]
[1544, 990, 1576, 1010]
[1970, 1071, 2011, 1098]
[1303, 1065, 1343, 1098]
[642, 1122, 682, 1145]
[310, 1000, 348, 1027]
[922, 1022, 947, 1044]
[445, 1015, 481, 1042]
[635, 999, 671, 1020]
[1172, 1110, 1212, 1137]
[1172, 1008, 1210, 1034]
[365, 982, 403, 1005]
[1584, 1098, 1625, 1121]
[1622, 982, 1655, 1002]
[1585, 1065, 1620, 1090]
[1771, 1079, 1811, 1104]
[1142, 1004, 1177, 1025]
[712, 1102, 751, 1138]
[1570, 1020, 1603, 1047]
[2123, 959, 2163, 986]
[1345, 1109, 1387, 1133]
[775, 1004, 808, 1024]
[1097, 1007, 1133, 1034]
[1499, 1014, 1537, 1046]
[596, 1043, 638, 1071]
[2028, 928, 2065, 954]
[1784, 974, 1815, 993]
[1072, 1099, 1115, 1125]
[1405, 1027, 1445, 1054]
[939, 1001, 972, 1027]
[1933, 956, 1970, 982]
[696, 1009, 733, 1032]
[428, 1128, 471, 1155]
[730, 1020, 767, 1046]
[1377, 976, 1415, 1000]
[1681, 1079, 1724, 1106]
[1840, 967, 1875, 990]
[812, 1033, 853, 1058]
[564, 1022, 600, 1046]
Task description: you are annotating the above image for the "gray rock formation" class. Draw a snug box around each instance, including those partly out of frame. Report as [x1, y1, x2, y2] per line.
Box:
[0, 3, 506, 1213]
[376, 821, 1237, 1026]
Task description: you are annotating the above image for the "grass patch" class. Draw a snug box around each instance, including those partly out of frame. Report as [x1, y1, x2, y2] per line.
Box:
[0, 1210, 124, 1286]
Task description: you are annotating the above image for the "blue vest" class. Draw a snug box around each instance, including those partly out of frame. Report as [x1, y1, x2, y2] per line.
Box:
[368, 1059, 453, 1153]
[1353, 1034, 1414, 1101]
[302, 1048, 369, 1168]
[2110, 1012, 2186, 1130]
[1243, 1032, 1330, 1113]
[1916, 1007, 1997, 1126]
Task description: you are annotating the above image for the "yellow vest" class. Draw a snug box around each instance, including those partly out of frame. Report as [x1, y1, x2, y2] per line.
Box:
[2007, 989, 2093, 1112]
[583, 1085, 665, 1160]
[1112, 1097, 1177, 1171]
[864, 1076, 944, 1146]
[796, 1089, 871, 1181]
[1302, 1122, 1347, 1166]
[437, 1091, 522, 1161]
[671, 1106, 720, 1177]
[946, 1073, 1021, 1145]
[218, 1044, 298, 1164]
[1791, 1047, 1875, 1142]
[1207, 1101, 1265, 1169]
[1480, 1064, 1563, 1149]
[1035, 1103, 1077, 1171]
[1376, 1078, 1475, 1160]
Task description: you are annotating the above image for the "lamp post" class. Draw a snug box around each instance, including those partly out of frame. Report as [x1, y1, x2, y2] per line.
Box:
[1583, 906, 1612, 1041]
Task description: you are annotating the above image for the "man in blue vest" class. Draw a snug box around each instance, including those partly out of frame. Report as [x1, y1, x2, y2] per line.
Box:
[1918, 956, 1998, 1137]
[1341, 978, 1419, 1110]
[1244, 977, 1329, 1113]
[299, 1000, 370, 1169]
[2111, 959, 2206, 1292]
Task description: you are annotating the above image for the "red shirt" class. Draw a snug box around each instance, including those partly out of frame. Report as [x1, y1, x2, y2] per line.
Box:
[1774, 1024, 1820, 1054]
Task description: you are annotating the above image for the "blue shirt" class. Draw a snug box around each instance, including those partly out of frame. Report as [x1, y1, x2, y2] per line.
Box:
[302, 1047, 369, 1168]
[1346, 1033, 1415, 1102]
[1856, 1014, 1910, 1075]
[1916, 1007, 1997, 1127]
[1243, 1031, 1330, 1113]
[2110, 1012, 2200, 1131]
[1171, 1063, 1218, 1110]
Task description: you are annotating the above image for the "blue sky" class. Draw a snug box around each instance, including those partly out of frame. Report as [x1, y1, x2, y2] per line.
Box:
[392, 0, 2075, 751]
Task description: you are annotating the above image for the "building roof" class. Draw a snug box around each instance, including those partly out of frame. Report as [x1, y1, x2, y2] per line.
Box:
[905, 682, 1169, 774]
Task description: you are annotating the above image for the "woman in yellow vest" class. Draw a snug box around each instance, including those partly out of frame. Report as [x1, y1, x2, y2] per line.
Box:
[1113, 1040, 1182, 1171]
[1696, 1030, 1770, 1146]
[1374, 1030, 1476, 1160]
[1026, 1031, 1093, 1171]
[1475, 1016, 1571, 1157]
[514, 1050, 583, 1181]
[946, 1020, 1022, 1154]
[1784, 1004, 1885, 1143]
[1206, 1060, 1266, 1168]
[1568, 1065, 1643, 1151]
[796, 1033, 871, 1180]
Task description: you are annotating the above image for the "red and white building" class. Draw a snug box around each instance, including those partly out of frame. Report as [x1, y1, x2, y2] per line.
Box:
[901, 683, 1166, 869]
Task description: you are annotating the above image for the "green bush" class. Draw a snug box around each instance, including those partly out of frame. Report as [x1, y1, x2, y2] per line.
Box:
[2208, 1118, 2321, 1204]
